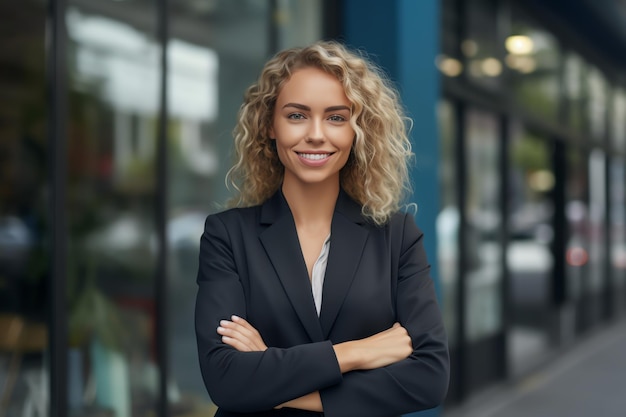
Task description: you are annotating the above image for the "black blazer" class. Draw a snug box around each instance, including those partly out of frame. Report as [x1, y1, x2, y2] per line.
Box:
[195, 190, 449, 417]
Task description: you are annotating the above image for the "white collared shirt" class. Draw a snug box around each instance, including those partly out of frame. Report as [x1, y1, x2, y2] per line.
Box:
[311, 234, 331, 316]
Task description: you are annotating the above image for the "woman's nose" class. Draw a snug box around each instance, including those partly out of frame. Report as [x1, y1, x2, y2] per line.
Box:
[306, 119, 324, 143]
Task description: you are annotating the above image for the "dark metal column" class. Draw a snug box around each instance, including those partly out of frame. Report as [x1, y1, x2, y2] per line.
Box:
[603, 87, 613, 321]
[453, 0, 468, 402]
[156, 0, 169, 415]
[498, 114, 511, 378]
[552, 42, 569, 324]
[268, 0, 279, 55]
[323, 0, 344, 40]
[454, 100, 467, 402]
[47, 0, 68, 415]
[497, 0, 512, 380]
[551, 140, 567, 307]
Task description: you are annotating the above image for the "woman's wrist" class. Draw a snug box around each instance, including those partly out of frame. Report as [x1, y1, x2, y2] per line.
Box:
[332, 324, 412, 372]
[332, 340, 363, 373]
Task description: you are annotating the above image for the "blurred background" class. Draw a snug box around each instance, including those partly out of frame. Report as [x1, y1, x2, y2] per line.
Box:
[0, 0, 625, 416]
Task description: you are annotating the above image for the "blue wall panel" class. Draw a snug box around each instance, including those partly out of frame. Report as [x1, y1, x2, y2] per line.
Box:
[343, 1, 443, 416]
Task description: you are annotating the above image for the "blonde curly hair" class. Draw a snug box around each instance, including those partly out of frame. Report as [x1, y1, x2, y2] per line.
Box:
[226, 40, 413, 225]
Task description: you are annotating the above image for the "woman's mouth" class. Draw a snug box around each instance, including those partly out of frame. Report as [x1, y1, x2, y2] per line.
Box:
[297, 153, 332, 161]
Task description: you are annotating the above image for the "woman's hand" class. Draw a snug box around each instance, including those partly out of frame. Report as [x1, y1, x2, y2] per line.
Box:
[217, 315, 268, 352]
[333, 322, 412, 372]
[217, 318, 322, 411]
[216, 319, 409, 412]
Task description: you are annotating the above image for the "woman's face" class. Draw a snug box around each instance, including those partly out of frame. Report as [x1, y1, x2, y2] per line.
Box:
[270, 66, 354, 190]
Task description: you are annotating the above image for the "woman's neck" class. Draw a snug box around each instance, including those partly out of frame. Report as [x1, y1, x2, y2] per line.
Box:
[281, 180, 339, 228]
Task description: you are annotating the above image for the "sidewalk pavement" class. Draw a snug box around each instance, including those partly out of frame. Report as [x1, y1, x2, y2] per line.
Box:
[443, 317, 626, 417]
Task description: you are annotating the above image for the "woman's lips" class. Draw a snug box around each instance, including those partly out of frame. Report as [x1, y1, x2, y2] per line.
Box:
[296, 152, 333, 166]
[297, 152, 332, 160]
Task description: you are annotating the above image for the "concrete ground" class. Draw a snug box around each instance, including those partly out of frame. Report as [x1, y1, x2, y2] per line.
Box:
[443, 317, 626, 417]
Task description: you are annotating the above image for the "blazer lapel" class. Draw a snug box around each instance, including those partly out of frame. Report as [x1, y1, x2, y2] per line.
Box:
[319, 190, 370, 338]
[259, 191, 324, 343]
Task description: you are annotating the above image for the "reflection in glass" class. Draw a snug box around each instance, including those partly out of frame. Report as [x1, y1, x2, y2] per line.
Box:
[165, 38, 222, 416]
[274, 0, 322, 50]
[587, 149, 606, 297]
[609, 160, 626, 313]
[587, 68, 608, 142]
[508, 8, 560, 121]
[566, 148, 592, 332]
[569, 148, 608, 329]
[611, 89, 626, 151]
[438, 0, 463, 78]
[466, 0, 502, 89]
[437, 100, 458, 347]
[166, 1, 272, 414]
[65, 4, 160, 416]
[166, 1, 323, 414]
[563, 53, 586, 132]
[0, 1, 49, 415]
[507, 124, 554, 374]
[465, 109, 502, 341]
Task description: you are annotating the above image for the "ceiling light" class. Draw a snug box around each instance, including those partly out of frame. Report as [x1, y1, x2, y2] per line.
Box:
[505, 35, 534, 55]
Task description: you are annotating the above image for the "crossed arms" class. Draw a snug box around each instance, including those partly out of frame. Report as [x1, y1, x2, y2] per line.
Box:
[217, 315, 413, 411]
[195, 212, 449, 416]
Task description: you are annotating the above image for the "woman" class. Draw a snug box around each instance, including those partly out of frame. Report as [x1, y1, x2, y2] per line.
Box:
[195, 41, 449, 417]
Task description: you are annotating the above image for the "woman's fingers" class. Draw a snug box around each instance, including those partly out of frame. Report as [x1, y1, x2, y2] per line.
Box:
[357, 323, 412, 369]
[217, 326, 254, 351]
[220, 334, 254, 351]
[217, 322, 257, 351]
[216, 316, 268, 351]
[231, 316, 268, 350]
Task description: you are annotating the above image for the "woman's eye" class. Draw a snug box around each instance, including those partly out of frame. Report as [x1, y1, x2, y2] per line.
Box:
[328, 115, 346, 122]
[288, 113, 305, 120]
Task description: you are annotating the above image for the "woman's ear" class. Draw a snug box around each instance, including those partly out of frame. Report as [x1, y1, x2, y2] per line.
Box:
[268, 127, 275, 140]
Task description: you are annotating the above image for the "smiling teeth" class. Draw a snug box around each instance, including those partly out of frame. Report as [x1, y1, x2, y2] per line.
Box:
[299, 153, 330, 160]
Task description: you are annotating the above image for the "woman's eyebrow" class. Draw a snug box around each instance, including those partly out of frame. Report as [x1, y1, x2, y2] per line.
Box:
[282, 103, 350, 112]
[325, 105, 351, 112]
[282, 103, 310, 111]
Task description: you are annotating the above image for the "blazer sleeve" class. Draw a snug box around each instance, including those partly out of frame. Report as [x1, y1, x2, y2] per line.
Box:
[195, 213, 343, 413]
[319, 213, 450, 417]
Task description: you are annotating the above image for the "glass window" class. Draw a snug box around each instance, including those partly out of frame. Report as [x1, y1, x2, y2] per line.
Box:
[565, 147, 594, 332]
[437, 0, 464, 78]
[609, 159, 626, 313]
[65, 3, 161, 416]
[587, 149, 606, 295]
[567, 147, 608, 329]
[563, 52, 586, 133]
[0, 1, 49, 414]
[611, 88, 626, 151]
[275, 0, 323, 50]
[507, 123, 554, 374]
[507, 7, 560, 122]
[165, 1, 323, 414]
[166, 1, 273, 413]
[166, 1, 272, 413]
[437, 100, 459, 347]
[465, 109, 503, 341]
[587, 68, 608, 142]
[466, 0, 502, 89]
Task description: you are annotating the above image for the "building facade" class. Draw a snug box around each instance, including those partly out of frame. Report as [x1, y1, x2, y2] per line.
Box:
[437, 0, 626, 404]
[0, 0, 625, 416]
